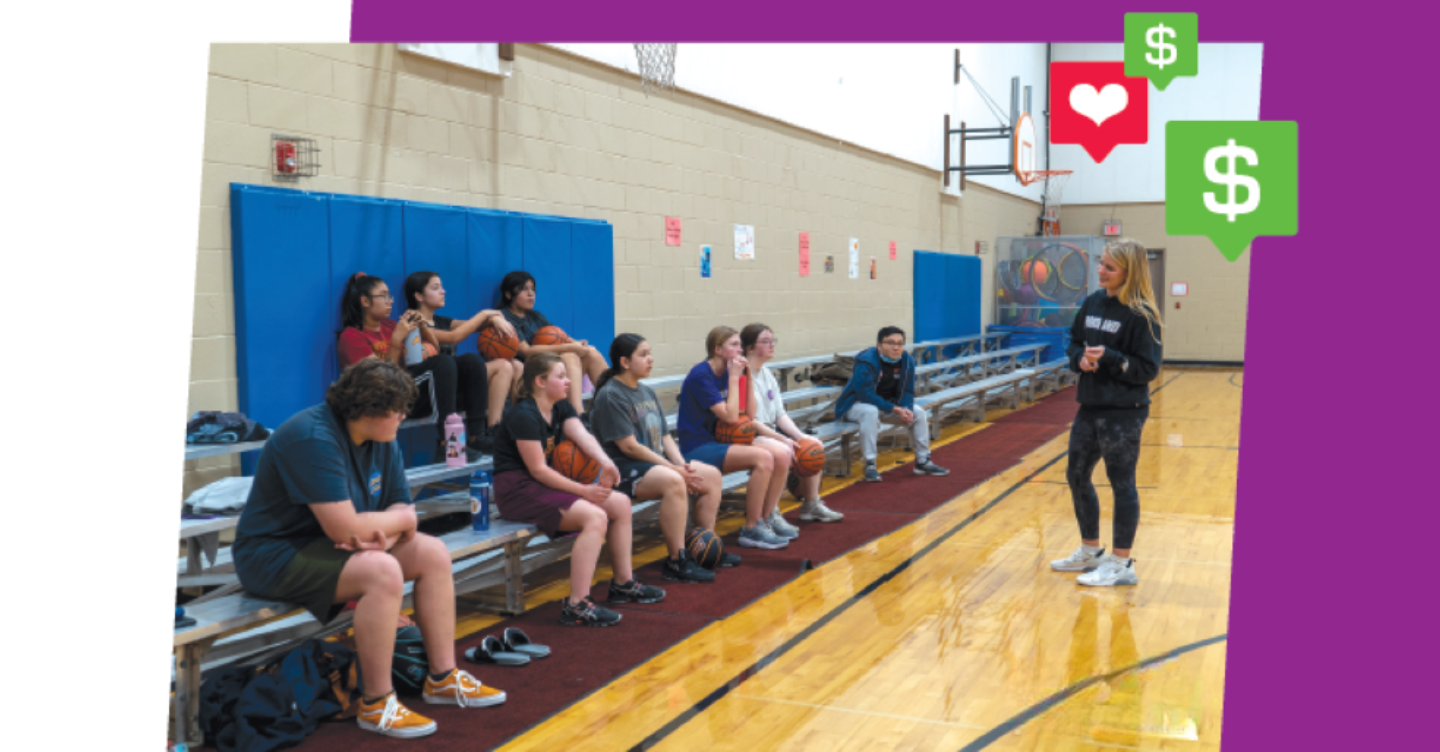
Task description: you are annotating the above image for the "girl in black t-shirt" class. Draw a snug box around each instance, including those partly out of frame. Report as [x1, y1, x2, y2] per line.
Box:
[404, 271, 518, 450]
[491, 352, 665, 627]
[498, 271, 608, 413]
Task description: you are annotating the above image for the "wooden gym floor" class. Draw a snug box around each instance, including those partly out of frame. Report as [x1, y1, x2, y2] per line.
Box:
[491, 367, 1240, 751]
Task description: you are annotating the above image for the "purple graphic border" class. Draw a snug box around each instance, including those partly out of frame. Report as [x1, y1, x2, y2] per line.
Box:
[351, 2, 1432, 749]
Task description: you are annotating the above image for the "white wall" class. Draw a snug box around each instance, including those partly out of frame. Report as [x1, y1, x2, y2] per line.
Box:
[549, 43, 1050, 203]
[1051, 43, 1264, 205]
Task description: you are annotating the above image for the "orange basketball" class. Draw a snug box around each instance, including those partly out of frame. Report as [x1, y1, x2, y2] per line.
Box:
[531, 325, 571, 346]
[715, 415, 758, 445]
[477, 326, 521, 360]
[550, 440, 600, 483]
[792, 437, 825, 478]
[685, 527, 724, 569]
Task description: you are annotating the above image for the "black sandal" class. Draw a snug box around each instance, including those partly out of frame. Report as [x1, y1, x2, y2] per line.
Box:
[502, 627, 551, 658]
[463, 635, 530, 666]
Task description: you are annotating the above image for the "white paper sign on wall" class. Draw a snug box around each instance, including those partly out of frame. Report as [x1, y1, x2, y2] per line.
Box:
[1171, 282, 1188, 297]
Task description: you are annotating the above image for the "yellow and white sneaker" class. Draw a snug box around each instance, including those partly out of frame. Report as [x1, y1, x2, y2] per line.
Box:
[356, 692, 437, 739]
[423, 668, 507, 707]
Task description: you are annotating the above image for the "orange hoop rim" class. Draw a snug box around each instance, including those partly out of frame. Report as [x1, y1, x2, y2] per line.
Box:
[1020, 169, 1073, 186]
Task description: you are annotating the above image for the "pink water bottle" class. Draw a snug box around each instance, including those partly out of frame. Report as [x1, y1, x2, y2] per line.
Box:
[444, 413, 466, 467]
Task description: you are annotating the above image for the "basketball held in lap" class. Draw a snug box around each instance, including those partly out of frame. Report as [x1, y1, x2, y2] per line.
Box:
[532, 326, 571, 346]
[551, 439, 600, 484]
[715, 415, 758, 445]
[478, 327, 521, 360]
[792, 437, 825, 477]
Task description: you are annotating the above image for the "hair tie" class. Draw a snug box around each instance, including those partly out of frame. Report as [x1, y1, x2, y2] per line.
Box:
[352, 271, 367, 280]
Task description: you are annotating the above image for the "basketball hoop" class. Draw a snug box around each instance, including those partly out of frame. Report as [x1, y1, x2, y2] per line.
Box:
[634, 44, 677, 96]
[1029, 170, 1072, 236]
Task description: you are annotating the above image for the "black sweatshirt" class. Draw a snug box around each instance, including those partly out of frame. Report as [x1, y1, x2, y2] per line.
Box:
[1066, 291, 1163, 410]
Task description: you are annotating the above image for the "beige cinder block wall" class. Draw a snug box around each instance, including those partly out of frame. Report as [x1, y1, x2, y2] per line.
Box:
[1060, 203, 1250, 363]
[186, 43, 1041, 495]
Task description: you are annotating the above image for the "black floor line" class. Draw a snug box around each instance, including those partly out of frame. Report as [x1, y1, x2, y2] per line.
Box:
[955, 633, 1228, 751]
[626, 451, 1070, 751]
[1149, 371, 1185, 396]
[1029, 480, 1159, 489]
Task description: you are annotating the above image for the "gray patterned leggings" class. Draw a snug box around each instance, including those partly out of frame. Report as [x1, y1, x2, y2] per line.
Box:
[1066, 408, 1147, 550]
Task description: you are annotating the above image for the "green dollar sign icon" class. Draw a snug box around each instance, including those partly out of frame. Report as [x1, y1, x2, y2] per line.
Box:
[1125, 13, 1197, 90]
[1167, 122, 1298, 262]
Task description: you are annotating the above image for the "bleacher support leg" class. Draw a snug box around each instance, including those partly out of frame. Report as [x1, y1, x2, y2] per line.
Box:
[173, 638, 215, 746]
[502, 540, 526, 615]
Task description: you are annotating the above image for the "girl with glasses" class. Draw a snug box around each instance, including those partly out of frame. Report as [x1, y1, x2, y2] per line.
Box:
[740, 323, 843, 524]
[337, 272, 491, 460]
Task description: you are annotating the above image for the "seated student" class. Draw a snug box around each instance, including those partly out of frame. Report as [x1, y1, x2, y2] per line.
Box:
[677, 326, 793, 550]
[740, 323, 844, 523]
[337, 273, 490, 458]
[591, 334, 734, 583]
[403, 271, 518, 449]
[231, 359, 505, 740]
[498, 271, 607, 413]
[492, 352, 666, 626]
[836, 326, 950, 482]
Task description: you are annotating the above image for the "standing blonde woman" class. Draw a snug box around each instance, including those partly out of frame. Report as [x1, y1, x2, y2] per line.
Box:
[1050, 239, 1164, 587]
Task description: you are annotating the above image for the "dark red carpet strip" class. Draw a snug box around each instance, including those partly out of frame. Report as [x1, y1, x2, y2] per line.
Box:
[284, 388, 1080, 752]
[992, 386, 1078, 425]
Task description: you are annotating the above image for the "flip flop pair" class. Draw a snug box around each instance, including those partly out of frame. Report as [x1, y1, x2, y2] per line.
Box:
[464, 628, 551, 666]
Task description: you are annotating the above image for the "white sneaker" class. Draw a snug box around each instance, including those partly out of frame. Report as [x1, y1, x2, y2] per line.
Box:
[767, 509, 800, 539]
[1076, 555, 1138, 587]
[738, 521, 790, 549]
[1050, 545, 1106, 572]
[798, 499, 845, 522]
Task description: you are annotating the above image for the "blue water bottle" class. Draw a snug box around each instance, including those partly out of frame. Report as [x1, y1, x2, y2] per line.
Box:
[470, 470, 491, 532]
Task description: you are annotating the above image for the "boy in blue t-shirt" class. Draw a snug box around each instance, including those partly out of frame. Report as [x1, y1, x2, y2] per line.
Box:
[232, 359, 505, 739]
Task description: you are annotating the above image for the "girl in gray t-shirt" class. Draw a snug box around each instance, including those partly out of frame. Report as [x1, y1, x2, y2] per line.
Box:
[591, 334, 732, 581]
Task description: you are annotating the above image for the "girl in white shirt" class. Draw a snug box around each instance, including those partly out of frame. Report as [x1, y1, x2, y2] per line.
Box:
[740, 323, 845, 523]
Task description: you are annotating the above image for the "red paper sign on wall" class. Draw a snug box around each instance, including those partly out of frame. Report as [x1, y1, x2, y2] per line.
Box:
[889, 241, 897, 260]
[665, 217, 681, 246]
[799, 232, 810, 277]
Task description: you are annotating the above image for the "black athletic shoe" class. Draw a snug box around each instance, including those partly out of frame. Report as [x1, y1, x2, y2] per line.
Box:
[468, 428, 495, 456]
[559, 597, 622, 627]
[607, 578, 667, 604]
[661, 551, 716, 583]
[718, 551, 742, 568]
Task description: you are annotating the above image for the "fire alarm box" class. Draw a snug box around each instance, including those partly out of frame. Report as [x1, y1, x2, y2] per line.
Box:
[271, 134, 320, 181]
[275, 141, 297, 173]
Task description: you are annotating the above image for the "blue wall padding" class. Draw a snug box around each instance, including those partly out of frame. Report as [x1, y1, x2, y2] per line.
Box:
[570, 219, 616, 351]
[229, 186, 332, 433]
[912, 251, 982, 356]
[227, 184, 614, 472]
[403, 203, 473, 355]
[468, 209, 524, 311]
[913, 252, 947, 344]
[521, 215, 573, 335]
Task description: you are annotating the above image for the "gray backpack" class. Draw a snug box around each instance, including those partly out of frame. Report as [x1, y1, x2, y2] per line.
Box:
[809, 354, 855, 386]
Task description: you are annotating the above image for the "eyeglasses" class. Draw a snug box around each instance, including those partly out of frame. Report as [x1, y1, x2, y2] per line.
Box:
[367, 293, 394, 301]
[881, 339, 905, 347]
[758, 338, 779, 346]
